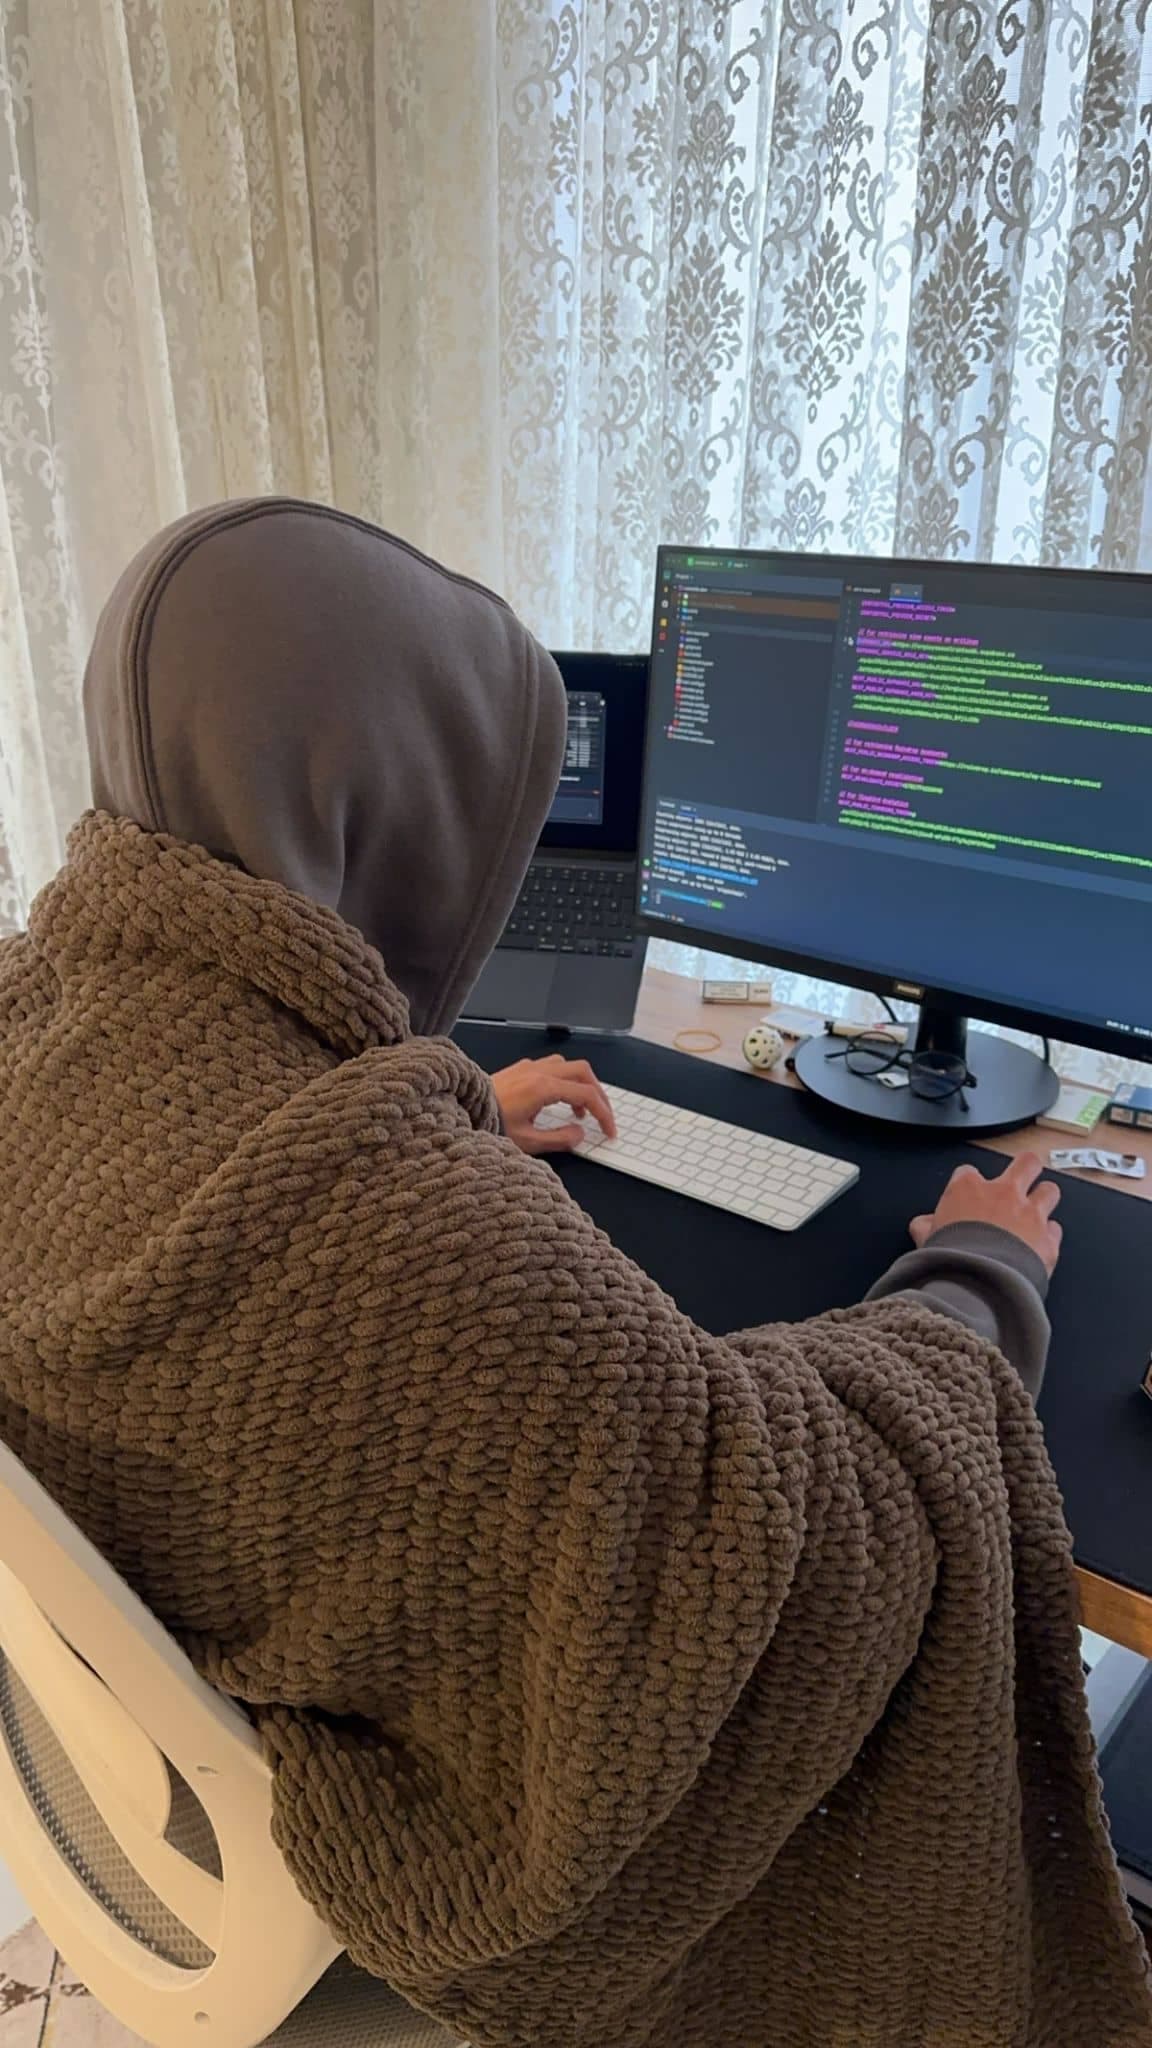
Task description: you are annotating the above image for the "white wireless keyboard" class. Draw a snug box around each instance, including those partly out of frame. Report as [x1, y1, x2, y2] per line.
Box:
[536, 1082, 859, 1231]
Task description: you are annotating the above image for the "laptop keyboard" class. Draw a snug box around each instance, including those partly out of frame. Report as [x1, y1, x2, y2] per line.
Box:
[501, 862, 637, 957]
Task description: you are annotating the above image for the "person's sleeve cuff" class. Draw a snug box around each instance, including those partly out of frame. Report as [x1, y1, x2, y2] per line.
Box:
[918, 1220, 1050, 1301]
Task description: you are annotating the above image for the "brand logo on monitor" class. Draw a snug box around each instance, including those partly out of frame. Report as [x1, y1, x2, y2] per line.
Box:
[894, 982, 924, 998]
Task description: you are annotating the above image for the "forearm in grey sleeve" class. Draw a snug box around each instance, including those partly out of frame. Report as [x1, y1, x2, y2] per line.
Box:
[865, 1221, 1051, 1400]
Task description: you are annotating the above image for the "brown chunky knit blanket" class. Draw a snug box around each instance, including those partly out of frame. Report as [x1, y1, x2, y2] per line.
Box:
[1, 815, 1149, 2047]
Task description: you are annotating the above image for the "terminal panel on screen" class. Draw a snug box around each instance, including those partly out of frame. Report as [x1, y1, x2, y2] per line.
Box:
[639, 551, 1152, 1048]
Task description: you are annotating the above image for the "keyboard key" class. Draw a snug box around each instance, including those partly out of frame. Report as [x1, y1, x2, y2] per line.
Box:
[502, 862, 636, 955]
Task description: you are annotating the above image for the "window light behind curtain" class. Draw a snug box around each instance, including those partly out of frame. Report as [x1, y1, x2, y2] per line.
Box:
[2, 0, 1151, 972]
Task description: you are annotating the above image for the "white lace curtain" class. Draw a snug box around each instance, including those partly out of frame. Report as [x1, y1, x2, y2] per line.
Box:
[3, 0, 1152, 934]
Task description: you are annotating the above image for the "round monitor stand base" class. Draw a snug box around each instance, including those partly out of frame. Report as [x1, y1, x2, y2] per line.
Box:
[792, 1025, 1060, 1137]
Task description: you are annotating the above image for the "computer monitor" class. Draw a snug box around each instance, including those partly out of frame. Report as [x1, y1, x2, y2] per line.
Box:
[637, 546, 1152, 1131]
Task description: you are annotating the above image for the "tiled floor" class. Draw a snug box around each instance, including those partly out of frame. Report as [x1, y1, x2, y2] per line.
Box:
[0, 1920, 146, 2048]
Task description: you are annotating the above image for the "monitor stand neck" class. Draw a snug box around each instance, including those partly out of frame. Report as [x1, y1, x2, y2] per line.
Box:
[912, 1003, 969, 1064]
[791, 1001, 1059, 1136]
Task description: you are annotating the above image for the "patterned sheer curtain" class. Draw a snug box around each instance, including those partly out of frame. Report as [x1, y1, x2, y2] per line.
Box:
[3, 0, 1152, 964]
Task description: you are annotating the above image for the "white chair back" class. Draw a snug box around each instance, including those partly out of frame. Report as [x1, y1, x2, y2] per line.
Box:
[0, 1436, 341, 2048]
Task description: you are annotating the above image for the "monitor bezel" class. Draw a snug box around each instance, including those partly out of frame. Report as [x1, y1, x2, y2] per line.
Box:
[635, 543, 1152, 1063]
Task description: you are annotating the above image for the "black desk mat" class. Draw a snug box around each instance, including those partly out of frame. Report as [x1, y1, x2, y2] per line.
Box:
[455, 1021, 1152, 1601]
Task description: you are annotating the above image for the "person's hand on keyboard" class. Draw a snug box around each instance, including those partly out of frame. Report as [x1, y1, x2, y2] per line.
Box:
[909, 1152, 1063, 1275]
[492, 1055, 618, 1156]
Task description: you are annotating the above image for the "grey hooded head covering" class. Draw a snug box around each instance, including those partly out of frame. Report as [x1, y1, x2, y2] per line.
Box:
[83, 498, 567, 1038]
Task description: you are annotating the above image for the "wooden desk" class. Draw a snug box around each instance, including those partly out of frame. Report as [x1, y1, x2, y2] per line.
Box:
[631, 966, 1152, 1658]
[634, 969, 1152, 1196]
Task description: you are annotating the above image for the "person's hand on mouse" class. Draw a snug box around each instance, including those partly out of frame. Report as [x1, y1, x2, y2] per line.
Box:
[491, 1055, 618, 1156]
[908, 1152, 1063, 1275]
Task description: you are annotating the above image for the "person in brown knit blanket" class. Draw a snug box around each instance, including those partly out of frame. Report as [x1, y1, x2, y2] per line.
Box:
[1, 501, 1148, 2048]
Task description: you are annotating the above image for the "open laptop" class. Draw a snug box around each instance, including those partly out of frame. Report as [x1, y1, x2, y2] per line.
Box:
[463, 651, 649, 1031]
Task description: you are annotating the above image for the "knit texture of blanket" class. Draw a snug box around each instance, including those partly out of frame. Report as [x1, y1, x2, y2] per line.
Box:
[2, 815, 1149, 2048]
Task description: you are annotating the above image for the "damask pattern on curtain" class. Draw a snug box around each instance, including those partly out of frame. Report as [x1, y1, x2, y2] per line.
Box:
[2, 0, 1152, 948]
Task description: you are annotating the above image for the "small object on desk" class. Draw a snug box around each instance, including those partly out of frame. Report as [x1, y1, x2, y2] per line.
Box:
[1037, 1080, 1111, 1135]
[701, 978, 774, 1004]
[674, 1028, 723, 1055]
[1049, 1147, 1147, 1179]
[761, 1005, 820, 1041]
[824, 1016, 908, 1044]
[534, 1083, 859, 1230]
[742, 1023, 786, 1074]
[1106, 1082, 1152, 1130]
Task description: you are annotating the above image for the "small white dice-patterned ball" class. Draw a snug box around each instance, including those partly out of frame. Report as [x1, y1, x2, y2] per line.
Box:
[742, 1023, 785, 1073]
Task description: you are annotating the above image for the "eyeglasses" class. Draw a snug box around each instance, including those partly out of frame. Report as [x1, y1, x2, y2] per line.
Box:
[826, 1031, 977, 1110]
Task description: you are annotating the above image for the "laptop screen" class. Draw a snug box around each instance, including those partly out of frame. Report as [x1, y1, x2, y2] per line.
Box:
[540, 652, 649, 855]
